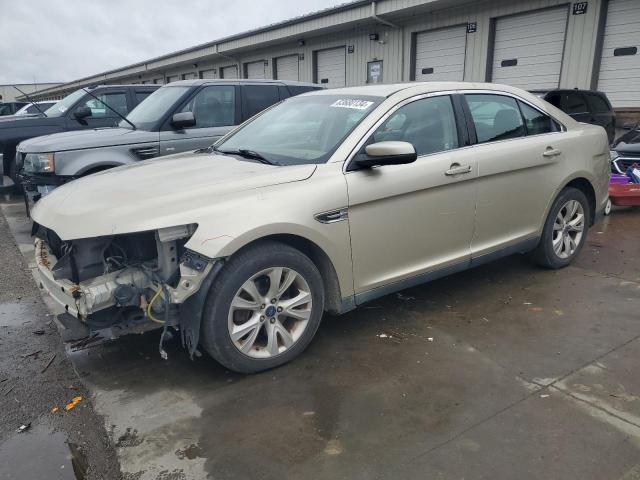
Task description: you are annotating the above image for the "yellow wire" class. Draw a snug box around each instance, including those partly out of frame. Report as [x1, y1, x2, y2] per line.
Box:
[146, 286, 166, 324]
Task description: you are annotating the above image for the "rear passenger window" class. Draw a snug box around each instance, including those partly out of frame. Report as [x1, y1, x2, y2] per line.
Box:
[518, 101, 557, 135]
[81, 92, 128, 118]
[179, 85, 236, 128]
[242, 85, 280, 119]
[134, 91, 152, 105]
[371, 96, 458, 156]
[466, 94, 524, 144]
[585, 94, 610, 114]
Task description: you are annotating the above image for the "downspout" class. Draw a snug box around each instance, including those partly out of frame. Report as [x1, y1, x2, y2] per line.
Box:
[370, 1, 404, 81]
[370, 1, 399, 29]
[215, 45, 242, 77]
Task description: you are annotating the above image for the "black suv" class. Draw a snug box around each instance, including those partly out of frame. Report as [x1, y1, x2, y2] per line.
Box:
[533, 89, 616, 144]
[0, 84, 159, 190]
[0, 102, 28, 116]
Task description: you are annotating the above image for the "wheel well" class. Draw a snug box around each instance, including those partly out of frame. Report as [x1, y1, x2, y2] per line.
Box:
[233, 234, 344, 314]
[566, 178, 596, 224]
[81, 165, 116, 176]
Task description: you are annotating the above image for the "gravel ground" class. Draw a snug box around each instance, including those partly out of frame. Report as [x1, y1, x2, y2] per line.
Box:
[0, 206, 122, 479]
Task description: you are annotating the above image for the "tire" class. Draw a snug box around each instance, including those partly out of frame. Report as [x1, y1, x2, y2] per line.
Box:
[604, 198, 612, 216]
[531, 187, 590, 269]
[201, 241, 325, 373]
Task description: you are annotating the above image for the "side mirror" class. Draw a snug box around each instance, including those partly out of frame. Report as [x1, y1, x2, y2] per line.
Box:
[355, 141, 417, 168]
[73, 106, 92, 120]
[171, 111, 196, 129]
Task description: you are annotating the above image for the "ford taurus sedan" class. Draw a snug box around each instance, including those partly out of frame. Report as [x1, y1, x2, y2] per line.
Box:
[30, 82, 610, 373]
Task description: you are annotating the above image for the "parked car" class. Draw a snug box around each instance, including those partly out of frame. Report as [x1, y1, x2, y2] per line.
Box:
[532, 89, 616, 144]
[0, 101, 27, 116]
[14, 101, 58, 116]
[610, 126, 640, 174]
[0, 84, 159, 190]
[31, 82, 609, 373]
[18, 79, 321, 203]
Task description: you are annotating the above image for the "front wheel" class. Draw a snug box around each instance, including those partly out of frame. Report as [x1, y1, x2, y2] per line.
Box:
[531, 187, 590, 269]
[201, 241, 325, 373]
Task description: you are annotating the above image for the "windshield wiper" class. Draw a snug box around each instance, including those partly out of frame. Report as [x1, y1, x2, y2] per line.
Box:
[217, 148, 278, 165]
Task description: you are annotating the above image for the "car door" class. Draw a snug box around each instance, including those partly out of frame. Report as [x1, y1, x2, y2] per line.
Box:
[66, 89, 130, 129]
[345, 94, 478, 295]
[159, 84, 238, 155]
[465, 93, 566, 257]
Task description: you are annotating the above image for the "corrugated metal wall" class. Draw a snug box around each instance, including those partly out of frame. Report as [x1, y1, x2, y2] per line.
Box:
[33, 0, 627, 107]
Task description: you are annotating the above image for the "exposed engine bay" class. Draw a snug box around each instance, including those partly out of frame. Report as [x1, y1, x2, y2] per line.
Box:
[32, 222, 214, 357]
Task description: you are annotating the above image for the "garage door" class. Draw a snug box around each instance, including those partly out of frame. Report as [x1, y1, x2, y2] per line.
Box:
[414, 26, 467, 81]
[166, 75, 179, 83]
[246, 61, 266, 79]
[275, 55, 299, 81]
[199, 69, 216, 79]
[182, 72, 197, 80]
[491, 7, 568, 90]
[597, 0, 640, 108]
[221, 65, 238, 79]
[316, 47, 346, 88]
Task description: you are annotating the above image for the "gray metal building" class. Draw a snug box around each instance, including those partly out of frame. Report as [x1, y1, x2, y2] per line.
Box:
[1, 83, 61, 102]
[26, 0, 640, 114]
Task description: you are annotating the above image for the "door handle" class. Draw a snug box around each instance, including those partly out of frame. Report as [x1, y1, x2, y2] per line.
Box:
[542, 148, 562, 158]
[445, 163, 472, 176]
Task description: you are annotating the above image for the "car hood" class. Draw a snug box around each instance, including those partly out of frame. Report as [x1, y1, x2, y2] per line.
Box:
[0, 114, 61, 128]
[31, 152, 317, 240]
[18, 127, 157, 153]
[612, 129, 640, 153]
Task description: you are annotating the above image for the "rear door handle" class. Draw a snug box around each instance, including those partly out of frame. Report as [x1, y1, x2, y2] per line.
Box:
[445, 163, 472, 176]
[543, 148, 562, 158]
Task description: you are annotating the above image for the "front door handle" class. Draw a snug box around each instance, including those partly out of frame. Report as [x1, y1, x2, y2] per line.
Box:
[543, 148, 562, 158]
[445, 163, 472, 176]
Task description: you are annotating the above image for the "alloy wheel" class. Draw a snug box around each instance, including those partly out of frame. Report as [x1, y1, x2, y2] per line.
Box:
[227, 267, 313, 358]
[552, 199, 585, 259]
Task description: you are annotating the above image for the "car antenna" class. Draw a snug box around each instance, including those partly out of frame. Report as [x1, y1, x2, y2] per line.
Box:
[12, 85, 48, 117]
[81, 87, 137, 130]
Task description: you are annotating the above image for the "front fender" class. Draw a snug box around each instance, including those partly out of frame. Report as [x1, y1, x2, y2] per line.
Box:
[55, 143, 155, 176]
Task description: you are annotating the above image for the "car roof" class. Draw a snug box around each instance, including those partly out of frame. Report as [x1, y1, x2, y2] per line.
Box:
[301, 81, 545, 98]
[533, 88, 608, 95]
[161, 79, 320, 88]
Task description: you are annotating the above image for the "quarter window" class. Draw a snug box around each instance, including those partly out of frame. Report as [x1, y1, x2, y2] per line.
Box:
[465, 94, 524, 144]
[370, 96, 459, 156]
[585, 94, 610, 114]
[518, 101, 557, 136]
[179, 85, 236, 128]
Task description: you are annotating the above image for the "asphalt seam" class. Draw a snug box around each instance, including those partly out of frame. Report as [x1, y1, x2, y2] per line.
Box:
[403, 330, 640, 467]
[549, 385, 640, 430]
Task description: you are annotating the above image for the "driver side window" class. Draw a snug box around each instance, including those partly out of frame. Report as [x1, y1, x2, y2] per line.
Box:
[179, 85, 236, 128]
[370, 96, 459, 156]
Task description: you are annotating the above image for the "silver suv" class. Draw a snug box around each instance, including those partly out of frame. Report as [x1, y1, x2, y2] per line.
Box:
[18, 79, 320, 202]
[31, 82, 610, 373]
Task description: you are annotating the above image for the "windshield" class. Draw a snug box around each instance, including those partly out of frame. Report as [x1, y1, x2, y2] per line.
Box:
[216, 95, 382, 165]
[44, 89, 86, 117]
[121, 86, 191, 130]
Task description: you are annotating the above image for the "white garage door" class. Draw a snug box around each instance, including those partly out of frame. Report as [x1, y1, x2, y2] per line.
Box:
[491, 7, 568, 90]
[597, 0, 640, 108]
[182, 72, 197, 80]
[414, 26, 467, 81]
[166, 75, 179, 83]
[275, 55, 299, 81]
[221, 65, 238, 79]
[246, 61, 266, 79]
[316, 47, 346, 88]
[199, 69, 216, 79]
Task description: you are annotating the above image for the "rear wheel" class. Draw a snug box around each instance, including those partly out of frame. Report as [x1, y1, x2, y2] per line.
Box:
[531, 187, 590, 269]
[604, 198, 612, 216]
[201, 241, 325, 373]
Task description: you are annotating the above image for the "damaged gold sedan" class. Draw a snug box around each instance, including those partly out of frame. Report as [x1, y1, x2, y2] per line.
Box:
[31, 82, 610, 373]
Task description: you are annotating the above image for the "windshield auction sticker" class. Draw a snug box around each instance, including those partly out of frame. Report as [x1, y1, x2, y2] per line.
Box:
[330, 99, 374, 110]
